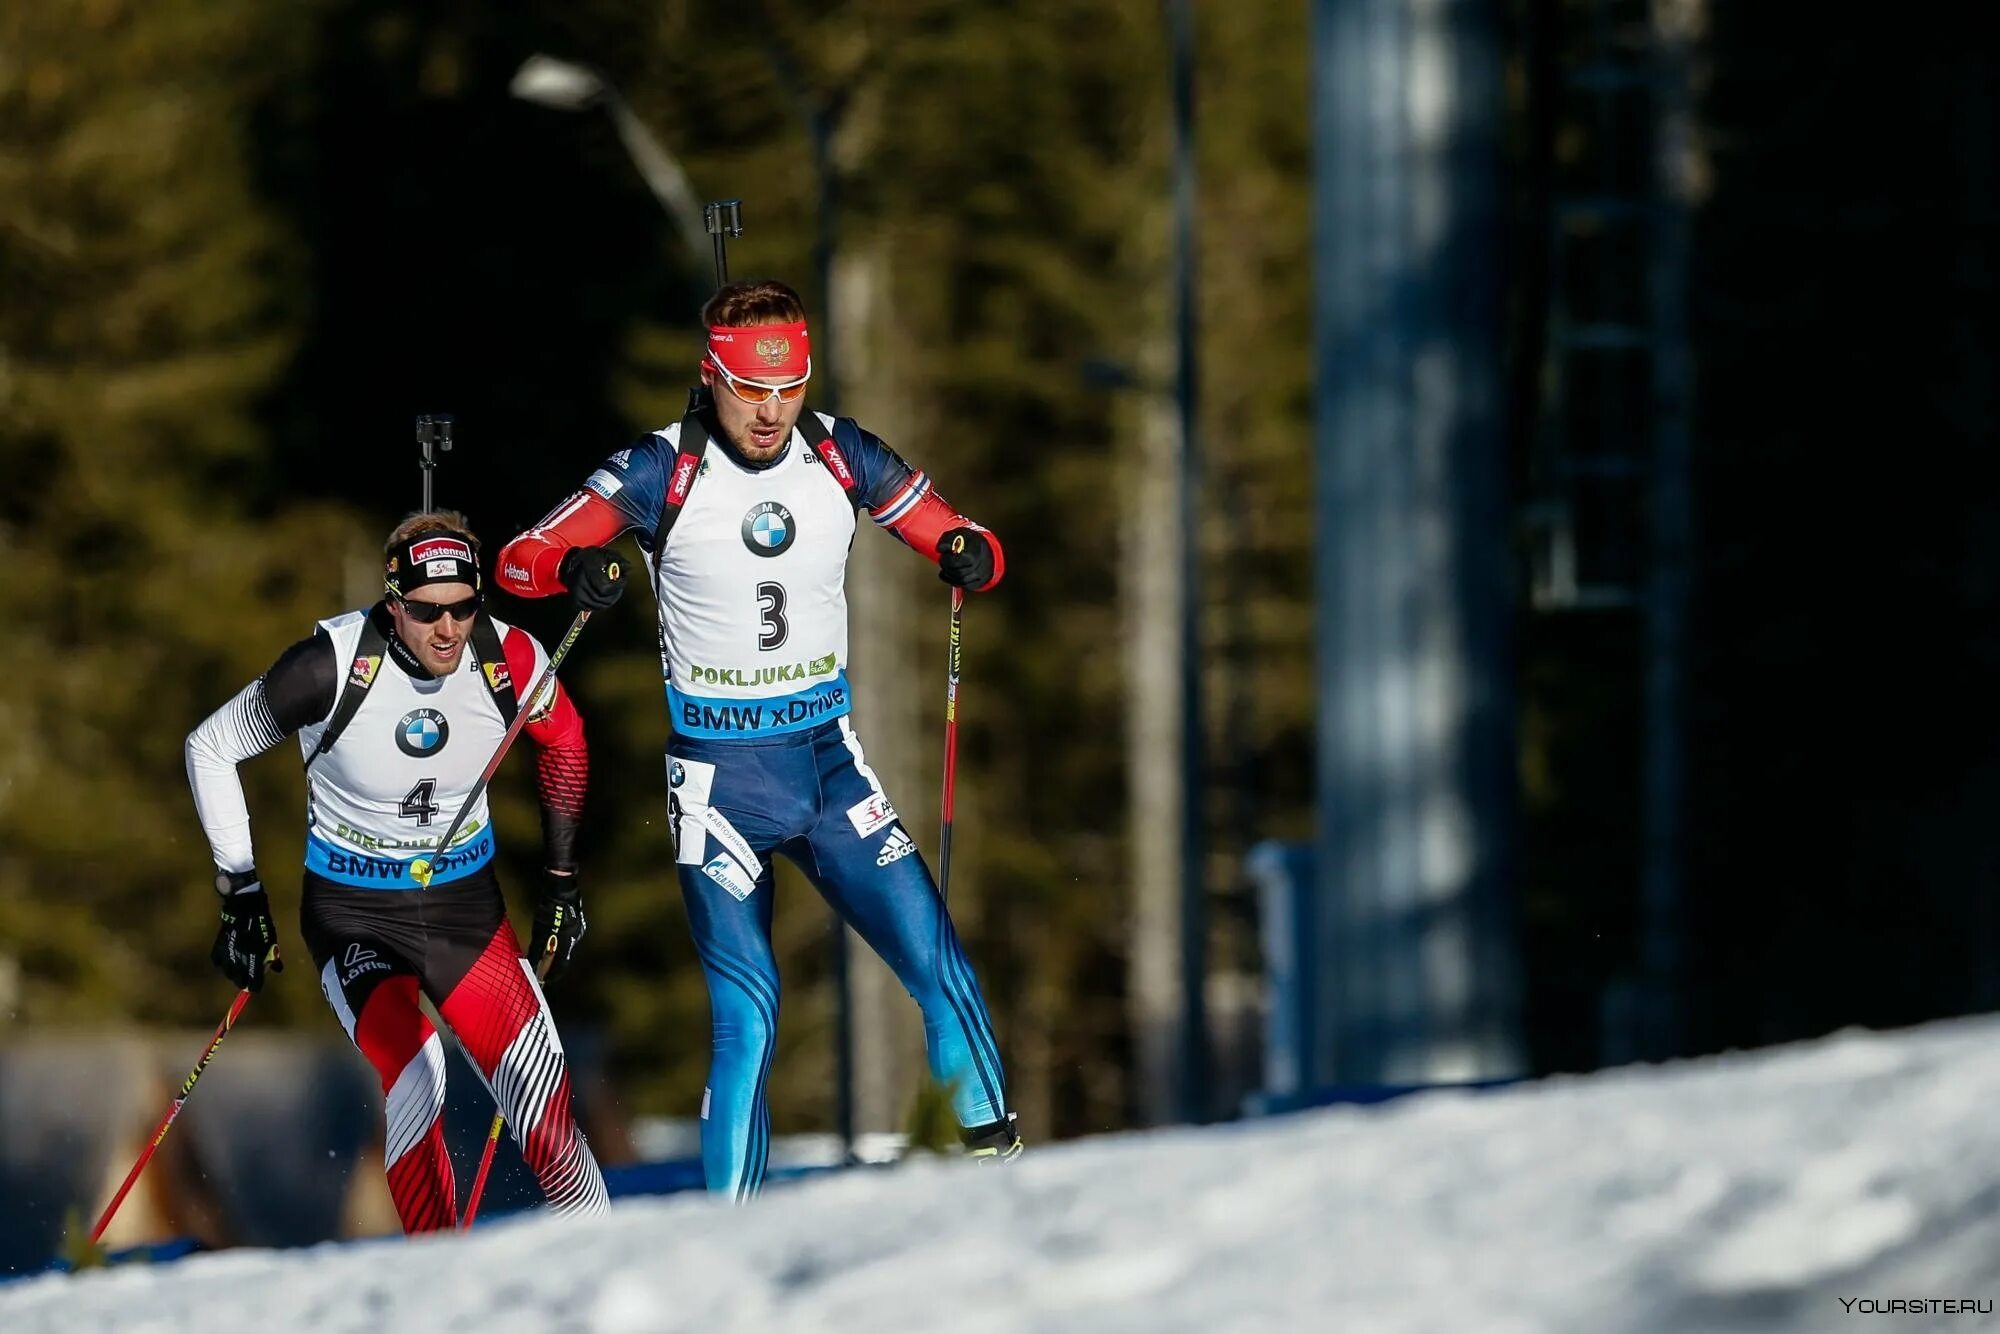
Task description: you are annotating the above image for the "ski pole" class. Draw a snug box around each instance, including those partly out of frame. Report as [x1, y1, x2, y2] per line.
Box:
[409, 598, 608, 888]
[460, 1092, 509, 1230]
[460, 948, 556, 1232]
[464, 948, 560, 1232]
[937, 576, 967, 901]
[86, 989, 252, 1246]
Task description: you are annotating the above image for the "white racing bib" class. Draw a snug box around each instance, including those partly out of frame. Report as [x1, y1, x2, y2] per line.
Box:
[297, 611, 546, 888]
[627, 415, 858, 739]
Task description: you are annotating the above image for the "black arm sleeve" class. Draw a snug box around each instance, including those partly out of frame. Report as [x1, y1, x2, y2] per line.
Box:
[263, 630, 339, 733]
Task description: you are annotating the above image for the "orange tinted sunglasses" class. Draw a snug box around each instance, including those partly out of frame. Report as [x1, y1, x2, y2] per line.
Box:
[712, 358, 811, 405]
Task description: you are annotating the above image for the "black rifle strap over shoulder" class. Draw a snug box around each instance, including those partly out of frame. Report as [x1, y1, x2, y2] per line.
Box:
[648, 396, 863, 579]
[469, 613, 518, 728]
[306, 613, 389, 766]
[794, 410, 861, 509]
[307, 609, 518, 766]
[649, 389, 716, 584]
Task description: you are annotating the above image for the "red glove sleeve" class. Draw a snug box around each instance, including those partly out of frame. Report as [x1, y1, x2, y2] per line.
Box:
[877, 487, 1006, 592]
[495, 492, 633, 599]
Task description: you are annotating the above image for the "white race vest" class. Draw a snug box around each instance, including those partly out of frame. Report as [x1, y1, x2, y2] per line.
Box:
[298, 610, 548, 887]
[610, 415, 857, 738]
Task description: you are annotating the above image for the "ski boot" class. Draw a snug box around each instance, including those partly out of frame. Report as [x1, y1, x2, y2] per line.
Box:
[962, 1111, 1023, 1163]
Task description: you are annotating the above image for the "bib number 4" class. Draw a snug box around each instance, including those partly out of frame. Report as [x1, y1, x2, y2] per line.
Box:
[400, 778, 440, 826]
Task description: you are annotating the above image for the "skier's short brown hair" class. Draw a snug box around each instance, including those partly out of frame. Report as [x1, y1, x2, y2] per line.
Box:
[385, 510, 479, 558]
[702, 279, 808, 328]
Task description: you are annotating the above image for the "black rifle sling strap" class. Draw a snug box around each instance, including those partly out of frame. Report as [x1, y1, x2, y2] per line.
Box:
[648, 397, 854, 750]
[795, 410, 862, 508]
[648, 397, 861, 586]
[306, 612, 389, 766]
[648, 389, 716, 585]
[469, 613, 519, 729]
[308, 609, 517, 766]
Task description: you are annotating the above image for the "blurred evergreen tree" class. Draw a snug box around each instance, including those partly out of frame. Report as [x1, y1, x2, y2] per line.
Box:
[0, 0, 1320, 1145]
[0, 0, 366, 1032]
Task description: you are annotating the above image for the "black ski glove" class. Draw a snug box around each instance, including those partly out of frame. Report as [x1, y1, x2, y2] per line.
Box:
[211, 870, 283, 992]
[530, 869, 587, 981]
[557, 546, 625, 611]
[936, 527, 996, 590]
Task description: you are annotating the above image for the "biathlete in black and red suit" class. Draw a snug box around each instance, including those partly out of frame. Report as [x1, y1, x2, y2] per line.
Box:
[184, 511, 608, 1231]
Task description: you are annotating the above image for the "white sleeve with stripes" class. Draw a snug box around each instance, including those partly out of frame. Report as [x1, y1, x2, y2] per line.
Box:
[184, 630, 336, 876]
[185, 679, 289, 875]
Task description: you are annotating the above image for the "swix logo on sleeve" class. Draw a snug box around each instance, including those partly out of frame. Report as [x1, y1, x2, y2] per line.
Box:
[409, 538, 473, 565]
[817, 441, 855, 488]
[667, 452, 700, 505]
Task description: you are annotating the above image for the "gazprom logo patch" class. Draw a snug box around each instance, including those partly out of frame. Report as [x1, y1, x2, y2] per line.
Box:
[396, 708, 449, 757]
[741, 501, 796, 557]
[703, 852, 756, 901]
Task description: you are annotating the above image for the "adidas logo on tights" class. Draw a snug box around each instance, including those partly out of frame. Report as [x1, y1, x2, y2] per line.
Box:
[876, 828, 917, 867]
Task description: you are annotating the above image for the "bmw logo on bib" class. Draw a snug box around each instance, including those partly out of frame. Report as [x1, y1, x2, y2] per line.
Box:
[741, 501, 796, 557]
[396, 707, 449, 757]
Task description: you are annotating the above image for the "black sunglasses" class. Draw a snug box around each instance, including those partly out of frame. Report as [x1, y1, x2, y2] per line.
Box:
[394, 591, 482, 624]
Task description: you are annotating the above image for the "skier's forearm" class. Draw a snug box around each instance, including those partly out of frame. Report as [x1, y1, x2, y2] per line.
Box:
[534, 737, 588, 872]
[879, 485, 1005, 591]
[497, 492, 633, 599]
[529, 690, 588, 870]
[505, 623, 589, 869]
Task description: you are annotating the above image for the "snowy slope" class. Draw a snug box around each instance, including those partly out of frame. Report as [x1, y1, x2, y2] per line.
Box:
[8, 1017, 2000, 1334]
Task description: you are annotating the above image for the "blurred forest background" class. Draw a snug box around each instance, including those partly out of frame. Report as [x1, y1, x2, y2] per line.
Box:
[2, 0, 1996, 1148]
[0, 0, 1311, 1142]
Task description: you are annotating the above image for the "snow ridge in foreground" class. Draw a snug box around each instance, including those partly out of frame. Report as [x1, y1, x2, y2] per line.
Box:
[7, 1017, 2000, 1334]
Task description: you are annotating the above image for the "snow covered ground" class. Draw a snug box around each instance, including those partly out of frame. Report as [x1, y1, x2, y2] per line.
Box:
[8, 1017, 2000, 1333]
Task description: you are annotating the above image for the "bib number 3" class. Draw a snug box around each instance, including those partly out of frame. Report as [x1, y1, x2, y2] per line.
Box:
[757, 581, 789, 651]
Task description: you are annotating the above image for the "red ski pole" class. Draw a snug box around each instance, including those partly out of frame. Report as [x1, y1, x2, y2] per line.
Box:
[409, 601, 603, 888]
[938, 583, 966, 901]
[460, 1108, 507, 1230]
[87, 989, 252, 1245]
[460, 950, 553, 1229]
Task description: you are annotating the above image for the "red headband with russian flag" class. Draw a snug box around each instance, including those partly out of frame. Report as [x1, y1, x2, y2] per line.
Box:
[704, 322, 812, 384]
